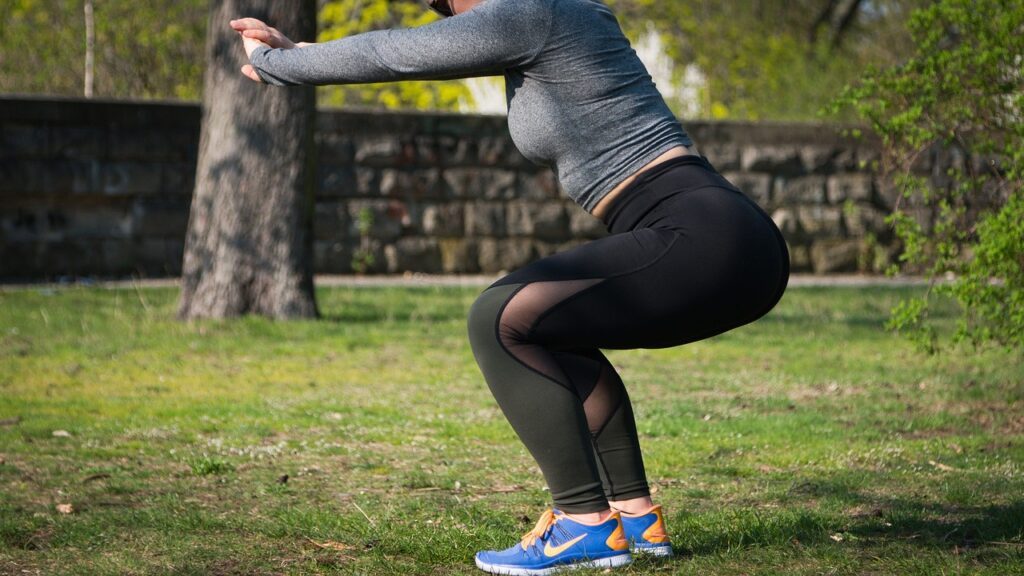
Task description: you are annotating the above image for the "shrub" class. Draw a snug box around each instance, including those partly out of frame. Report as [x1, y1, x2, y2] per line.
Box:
[832, 0, 1024, 352]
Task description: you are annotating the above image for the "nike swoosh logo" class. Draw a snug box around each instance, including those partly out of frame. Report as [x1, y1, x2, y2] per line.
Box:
[544, 534, 586, 557]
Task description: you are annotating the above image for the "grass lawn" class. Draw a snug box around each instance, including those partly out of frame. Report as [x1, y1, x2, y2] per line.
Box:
[0, 283, 1022, 575]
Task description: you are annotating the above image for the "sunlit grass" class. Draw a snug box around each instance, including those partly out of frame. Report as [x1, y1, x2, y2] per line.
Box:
[0, 284, 1021, 575]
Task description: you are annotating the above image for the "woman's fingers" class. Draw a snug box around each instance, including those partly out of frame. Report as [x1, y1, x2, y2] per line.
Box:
[238, 23, 296, 49]
[232, 17, 268, 83]
[231, 15, 295, 81]
[242, 29, 271, 42]
[241, 64, 262, 83]
[229, 17, 269, 31]
[240, 35, 269, 58]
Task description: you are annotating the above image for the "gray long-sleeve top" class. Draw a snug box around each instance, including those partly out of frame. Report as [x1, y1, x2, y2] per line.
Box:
[249, 0, 694, 213]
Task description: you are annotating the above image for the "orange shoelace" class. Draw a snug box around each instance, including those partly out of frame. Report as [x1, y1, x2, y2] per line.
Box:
[520, 509, 558, 550]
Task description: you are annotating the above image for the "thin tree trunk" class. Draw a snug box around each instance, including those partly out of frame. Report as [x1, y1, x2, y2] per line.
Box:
[808, 0, 839, 44]
[178, 0, 318, 320]
[84, 0, 94, 98]
[830, 0, 864, 49]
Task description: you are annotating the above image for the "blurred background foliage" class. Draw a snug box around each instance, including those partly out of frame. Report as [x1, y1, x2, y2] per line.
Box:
[317, 0, 471, 110]
[0, 0, 206, 100]
[1, 0, 923, 120]
[832, 0, 1024, 351]
[607, 0, 926, 120]
[2, 0, 1019, 349]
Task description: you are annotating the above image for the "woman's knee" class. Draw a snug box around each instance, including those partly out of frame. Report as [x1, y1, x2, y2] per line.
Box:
[467, 283, 518, 355]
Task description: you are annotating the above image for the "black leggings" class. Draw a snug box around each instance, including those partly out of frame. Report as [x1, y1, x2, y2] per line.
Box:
[467, 155, 790, 513]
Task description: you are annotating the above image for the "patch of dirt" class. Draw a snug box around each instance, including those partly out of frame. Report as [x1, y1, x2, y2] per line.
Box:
[0, 559, 40, 576]
[962, 401, 1024, 435]
[786, 381, 867, 402]
[846, 504, 888, 519]
[203, 559, 252, 576]
[3, 526, 54, 551]
[978, 440, 1017, 453]
[896, 428, 962, 439]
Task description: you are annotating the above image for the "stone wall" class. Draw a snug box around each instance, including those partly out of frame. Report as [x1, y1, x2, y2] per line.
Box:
[2, 96, 912, 280]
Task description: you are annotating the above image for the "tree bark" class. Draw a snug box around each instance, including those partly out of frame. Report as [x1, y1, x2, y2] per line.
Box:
[179, 0, 318, 320]
[84, 0, 94, 98]
[808, 0, 864, 49]
[830, 0, 864, 50]
[808, 0, 839, 44]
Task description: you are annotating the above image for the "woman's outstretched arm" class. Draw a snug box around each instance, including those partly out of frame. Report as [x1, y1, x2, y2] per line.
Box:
[231, 18, 314, 82]
[238, 0, 551, 87]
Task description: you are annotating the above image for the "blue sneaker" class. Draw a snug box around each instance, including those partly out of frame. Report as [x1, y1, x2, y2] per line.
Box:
[618, 505, 673, 557]
[475, 509, 632, 575]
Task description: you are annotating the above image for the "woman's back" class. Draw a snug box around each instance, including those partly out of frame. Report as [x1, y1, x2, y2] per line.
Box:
[248, 0, 693, 211]
[505, 0, 692, 211]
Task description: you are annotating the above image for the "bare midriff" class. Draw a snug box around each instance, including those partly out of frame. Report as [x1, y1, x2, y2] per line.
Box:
[589, 145, 695, 220]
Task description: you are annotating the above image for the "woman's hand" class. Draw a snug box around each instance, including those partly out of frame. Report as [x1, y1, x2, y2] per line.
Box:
[230, 18, 312, 83]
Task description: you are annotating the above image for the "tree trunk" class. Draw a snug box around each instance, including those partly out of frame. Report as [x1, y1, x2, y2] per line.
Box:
[179, 0, 318, 320]
[83, 0, 94, 98]
[830, 0, 864, 50]
[808, 0, 839, 44]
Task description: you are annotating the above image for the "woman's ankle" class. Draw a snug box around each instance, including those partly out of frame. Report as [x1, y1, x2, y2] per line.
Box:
[561, 508, 613, 524]
[607, 495, 655, 515]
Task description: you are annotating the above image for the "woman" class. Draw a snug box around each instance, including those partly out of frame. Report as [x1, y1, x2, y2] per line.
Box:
[233, 0, 789, 573]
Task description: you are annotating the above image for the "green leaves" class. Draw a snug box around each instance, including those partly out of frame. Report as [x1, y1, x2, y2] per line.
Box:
[0, 0, 207, 99]
[835, 0, 1024, 352]
[608, 0, 919, 121]
[0, 0, 470, 108]
[2, 0, 924, 118]
[317, 0, 472, 110]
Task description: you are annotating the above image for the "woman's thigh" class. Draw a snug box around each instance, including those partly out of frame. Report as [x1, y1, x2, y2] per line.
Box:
[488, 186, 789, 351]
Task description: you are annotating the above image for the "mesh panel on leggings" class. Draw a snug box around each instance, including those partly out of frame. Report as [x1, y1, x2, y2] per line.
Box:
[498, 279, 624, 434]
[550, 348, 626, 435]
[580, 355, 625, 435]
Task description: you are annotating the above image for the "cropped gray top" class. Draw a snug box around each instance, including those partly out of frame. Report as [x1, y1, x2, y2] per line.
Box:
[249, 0, 694, 213]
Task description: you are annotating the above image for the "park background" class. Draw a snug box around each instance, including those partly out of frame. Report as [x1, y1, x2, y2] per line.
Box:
[0, 0, 952, 282]
[1, 0, 1022, 574]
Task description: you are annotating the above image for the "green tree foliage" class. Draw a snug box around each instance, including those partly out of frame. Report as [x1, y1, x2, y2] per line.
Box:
[0, 0, 470, 109]
[317, 0, 472, 110]
[0, 0, 206, 99]
[1, 0, 924, 120]
[833, 0, 1024, 351]
[608, 0, 922, 120]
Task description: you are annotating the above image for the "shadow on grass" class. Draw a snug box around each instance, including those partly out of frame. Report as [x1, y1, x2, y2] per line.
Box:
[784, 473, 1024, 546]
[668, 504, 1024, 563]
[669, 469, 1023, 561]
[849, 499, 1024, 549]
[315, 288, 472, 324]
[318, 309, 467, 324]
[754, 312, 890, 329]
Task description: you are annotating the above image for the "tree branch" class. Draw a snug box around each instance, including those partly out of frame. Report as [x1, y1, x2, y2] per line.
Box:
[809, 0, 839, 44]
[831, 0, 864, 49]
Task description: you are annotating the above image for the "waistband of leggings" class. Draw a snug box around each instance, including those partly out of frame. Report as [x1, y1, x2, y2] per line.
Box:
[600, 154, 718, 233]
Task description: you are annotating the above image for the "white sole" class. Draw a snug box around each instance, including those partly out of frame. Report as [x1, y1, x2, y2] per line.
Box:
[475, 552, 632, 575]
[632, 544, 673, 557]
